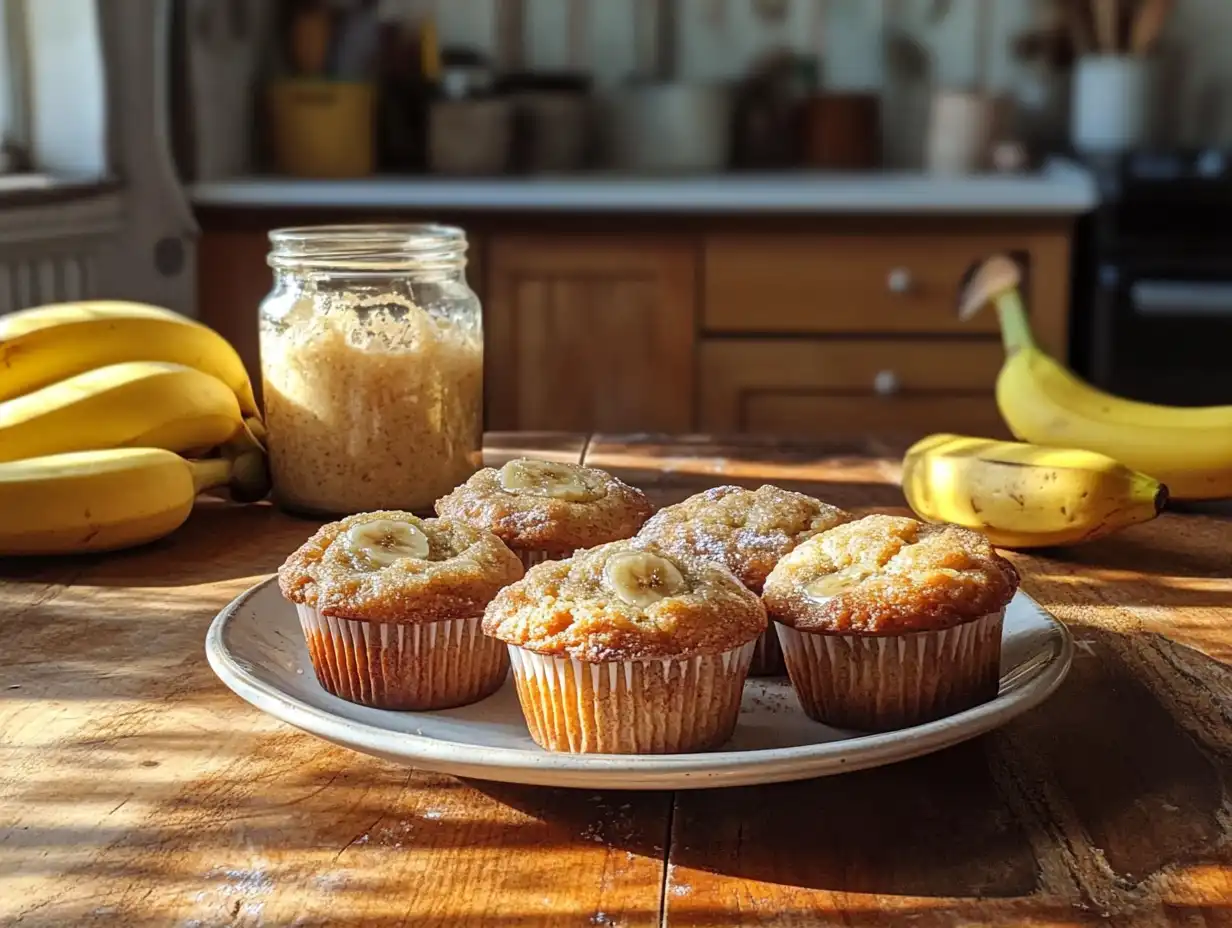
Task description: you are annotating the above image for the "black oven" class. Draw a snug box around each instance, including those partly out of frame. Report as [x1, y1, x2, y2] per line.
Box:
[1076, 151, 1232, 406]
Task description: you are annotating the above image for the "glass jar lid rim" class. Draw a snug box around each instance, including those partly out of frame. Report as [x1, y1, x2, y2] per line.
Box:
[267, 223, 467, 270]
[269, 223, 465, 246]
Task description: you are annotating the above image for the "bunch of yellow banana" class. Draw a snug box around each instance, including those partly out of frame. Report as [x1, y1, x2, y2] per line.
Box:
[902, 434, 1167, 549]
[0, 301, 267, 555]
[0, 300, 258, 413]
[0, 448, 269, 555]
[960, 256, 1232, 500]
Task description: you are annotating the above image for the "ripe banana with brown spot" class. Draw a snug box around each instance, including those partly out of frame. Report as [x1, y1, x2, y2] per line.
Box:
[901, 434, 1167, 549]
[961, 255, 1232, 500]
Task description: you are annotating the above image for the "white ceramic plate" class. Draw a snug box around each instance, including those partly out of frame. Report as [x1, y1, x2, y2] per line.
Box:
[206, 578, 1072, 790]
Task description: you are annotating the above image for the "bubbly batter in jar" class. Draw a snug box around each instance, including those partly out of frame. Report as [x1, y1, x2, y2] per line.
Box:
[260, 225, 483, 515]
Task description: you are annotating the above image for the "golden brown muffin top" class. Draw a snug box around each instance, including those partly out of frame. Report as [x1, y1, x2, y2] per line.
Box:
[762, 514, 1018, 635]
[483, 539, 766, 661]
[279, 511, 523, 623]
[637, 485, 852, 593]
[435, 458, 653, 555]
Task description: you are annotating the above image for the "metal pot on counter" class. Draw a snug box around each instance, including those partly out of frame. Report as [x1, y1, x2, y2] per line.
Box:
[603, 82, 733, 173]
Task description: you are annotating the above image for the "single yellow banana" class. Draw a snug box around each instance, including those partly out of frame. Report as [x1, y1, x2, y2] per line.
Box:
[996, 349, 1232, 500]
[960, 255, 1232, 500]
[0, 449, 233, 554]
[0, 361, 243, 463]
[902, 434, 1167, 549]
[0, 300, 259, 416]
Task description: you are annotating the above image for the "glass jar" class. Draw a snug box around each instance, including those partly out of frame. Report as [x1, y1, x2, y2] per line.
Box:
[259, 224, 483, 516]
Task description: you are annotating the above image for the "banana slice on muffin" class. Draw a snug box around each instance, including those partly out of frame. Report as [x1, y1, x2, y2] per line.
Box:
[344, 518, 431, 566]
[604, 550, 686, 607]
[498, 459, 602, 502]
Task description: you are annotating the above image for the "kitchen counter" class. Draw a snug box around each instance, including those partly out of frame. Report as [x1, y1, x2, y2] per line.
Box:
[190, 159, 1097, 215]
[4, 432, 1231, 926]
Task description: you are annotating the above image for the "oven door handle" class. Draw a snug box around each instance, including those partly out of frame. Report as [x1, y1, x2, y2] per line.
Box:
[1130, 280, 1232, 316]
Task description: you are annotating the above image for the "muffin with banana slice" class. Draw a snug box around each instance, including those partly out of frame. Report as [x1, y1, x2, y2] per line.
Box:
[763, 514, 1018, 732]
[637, 485, 852, 676]
[484, 539, 766, 754]
[435, 457, 653, 569]
[279, 511, 523, 710]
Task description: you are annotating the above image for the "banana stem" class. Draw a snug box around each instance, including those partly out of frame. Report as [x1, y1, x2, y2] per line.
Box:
[190, 457, 233, 496]
[993, 289, 1037, 355]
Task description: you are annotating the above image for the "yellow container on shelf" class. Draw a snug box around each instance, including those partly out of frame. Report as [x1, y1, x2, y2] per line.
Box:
[267, 80, 375, 178]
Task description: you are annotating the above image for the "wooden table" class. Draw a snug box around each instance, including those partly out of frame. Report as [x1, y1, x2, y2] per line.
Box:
[4, 433, 1232, 927]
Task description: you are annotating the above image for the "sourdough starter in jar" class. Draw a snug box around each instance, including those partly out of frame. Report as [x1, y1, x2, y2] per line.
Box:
[260, 225, 483, 515]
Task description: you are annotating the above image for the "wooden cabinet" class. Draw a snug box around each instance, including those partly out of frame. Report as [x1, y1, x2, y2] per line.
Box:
[195, 211, 1073, 440]
[698, 339, 1010, 438]
[484, 236, 697, 432]
[197, 229, 271, 398]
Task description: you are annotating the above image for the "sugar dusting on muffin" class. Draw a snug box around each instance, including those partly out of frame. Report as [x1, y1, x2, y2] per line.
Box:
[637, 485, 852, 592]
[279, 511, 523, 623]
[763, 514, 1019, 635]
[483, 539, 766, 662]
[436, 459, 653, 556]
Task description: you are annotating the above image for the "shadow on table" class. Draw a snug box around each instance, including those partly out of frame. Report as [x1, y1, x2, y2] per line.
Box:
[1030, 520, 1232, 579]
[6, 627, 1231, 923]
[664, 624, 1230, 899]
[479, 625, 1231, 903]
[0, 502, 312, 589]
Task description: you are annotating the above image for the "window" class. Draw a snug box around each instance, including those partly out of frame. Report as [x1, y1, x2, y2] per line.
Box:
[0, 0, 107, 181]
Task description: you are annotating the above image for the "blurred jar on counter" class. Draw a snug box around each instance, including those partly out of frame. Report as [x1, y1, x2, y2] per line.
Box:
[259, 225, 483, 516]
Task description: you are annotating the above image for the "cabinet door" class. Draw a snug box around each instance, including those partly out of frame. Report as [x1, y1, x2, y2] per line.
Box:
[486, 237, 697, 432]
[698, 339, 1009, 440]
[197, 229, 271, 396]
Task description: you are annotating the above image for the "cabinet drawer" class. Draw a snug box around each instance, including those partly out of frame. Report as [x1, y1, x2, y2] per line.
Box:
[698, 339, 1008, 439]
[704, 234, 1012, 335]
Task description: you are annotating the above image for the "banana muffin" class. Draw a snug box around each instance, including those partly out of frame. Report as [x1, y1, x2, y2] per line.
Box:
[279, 511, 523, 710]
[637, 485, 852, 675]
[763, 514, 1018, 731]
[484, 539, 766, 754]
[436, 458, 653, 568]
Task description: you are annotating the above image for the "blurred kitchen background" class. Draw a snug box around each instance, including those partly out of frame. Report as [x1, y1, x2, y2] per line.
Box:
[1, 0, 1230, 437]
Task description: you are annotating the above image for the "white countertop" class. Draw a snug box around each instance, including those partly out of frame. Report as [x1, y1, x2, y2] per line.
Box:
[190, 159, 1098, 216]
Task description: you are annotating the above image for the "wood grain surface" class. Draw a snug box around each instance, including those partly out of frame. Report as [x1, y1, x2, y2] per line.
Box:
[3, 433, 1231, 927]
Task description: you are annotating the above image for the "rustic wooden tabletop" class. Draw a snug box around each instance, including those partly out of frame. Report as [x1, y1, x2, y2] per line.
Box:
[3, 433, 1231, 927]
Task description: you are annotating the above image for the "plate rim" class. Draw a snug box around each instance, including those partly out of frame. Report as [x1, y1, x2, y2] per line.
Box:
[205, 577, 1073, 786]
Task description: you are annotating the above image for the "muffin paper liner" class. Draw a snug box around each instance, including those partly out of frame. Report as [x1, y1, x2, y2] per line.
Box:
[776, 609, 1004, 732]
[507, 640, 757, 754]
[297, 606, 507, 710]
[748, 627, 786, 676]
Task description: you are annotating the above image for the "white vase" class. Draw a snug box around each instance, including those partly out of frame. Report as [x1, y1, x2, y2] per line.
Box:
[1071, 56, 1155, 153]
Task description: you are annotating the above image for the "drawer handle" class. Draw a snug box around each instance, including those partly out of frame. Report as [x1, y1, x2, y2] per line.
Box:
[887, 267, 913, 294]
[873, 369, 902, 396]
